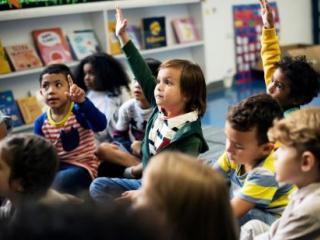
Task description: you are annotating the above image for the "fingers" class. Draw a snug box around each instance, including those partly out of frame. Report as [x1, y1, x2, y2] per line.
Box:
[67, 74, 73, 87]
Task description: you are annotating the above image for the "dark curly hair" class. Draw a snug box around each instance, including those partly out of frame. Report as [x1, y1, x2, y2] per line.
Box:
[275, 55, 320, 106]
[0, 134, 58, 199]
[227, 93, 283, 145]
[73, 53, 130, 96]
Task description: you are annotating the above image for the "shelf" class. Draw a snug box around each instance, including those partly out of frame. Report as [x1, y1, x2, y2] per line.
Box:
[0, 0, 200, 21]
[12, 124, 33, 133]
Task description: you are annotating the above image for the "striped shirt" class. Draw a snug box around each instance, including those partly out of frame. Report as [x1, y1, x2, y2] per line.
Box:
[215, 151, 295, 215]
[148, 111, 198, 156]
[41, 110, 98, 179]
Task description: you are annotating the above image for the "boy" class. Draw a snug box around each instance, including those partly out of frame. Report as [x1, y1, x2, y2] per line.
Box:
[214, 93, 295, 226]
[241, 108, 320, 239]
[34, 64, 107, 195]
[260, 0, 319, 116]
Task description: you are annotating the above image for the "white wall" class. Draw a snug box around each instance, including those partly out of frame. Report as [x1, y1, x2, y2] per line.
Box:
[202, 0, 312, 83]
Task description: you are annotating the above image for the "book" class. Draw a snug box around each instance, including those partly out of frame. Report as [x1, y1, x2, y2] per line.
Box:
[5, 43, 43, 71]
[32, 27, 73, 65]
[0, 90, 24, 127]
[127, 25, 143, 50]
[67, 29, 101, 60]
[108, 21, 121, 55]
[16, 96, 43, 124]
[0, 40, 11, 74]
[142, 16, 167, 49]
[171, 17, 200, 43]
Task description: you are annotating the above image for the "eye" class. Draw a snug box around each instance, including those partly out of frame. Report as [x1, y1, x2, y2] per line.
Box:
[164, 79, 172, 85]
[56, 82, 63, 88]
[235, 144, 243, 150]
[42, 83, 49, 90]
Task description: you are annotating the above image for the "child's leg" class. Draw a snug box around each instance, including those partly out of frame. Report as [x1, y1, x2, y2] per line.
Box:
[96, 143, 140, 167]
[239, 208, 279, 226]
[52, 162, 92, 195]
[90, 177, 141, 202]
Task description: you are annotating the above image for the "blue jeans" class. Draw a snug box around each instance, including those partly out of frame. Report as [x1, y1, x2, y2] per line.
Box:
[90, 177, 141, 202]
[52, 162, 92, 195]
[239, 208, 280, 226]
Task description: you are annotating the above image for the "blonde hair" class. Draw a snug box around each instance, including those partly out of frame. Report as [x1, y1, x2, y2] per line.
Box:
[144, 151, 238, 240]
[268, 107, 320, 160]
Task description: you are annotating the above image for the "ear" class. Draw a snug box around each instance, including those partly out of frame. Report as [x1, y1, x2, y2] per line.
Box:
[261, 142, 274, 155]
[301, 151, 317, 172]
[10, 179, 24, 193]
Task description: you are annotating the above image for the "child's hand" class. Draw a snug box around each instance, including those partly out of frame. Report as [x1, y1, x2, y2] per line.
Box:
[115, 7, 129, 45]
[66, 75, 86, 103]
[131, 140, 141, 157]
[116, 190, 140, 204]
[259, 0, 274, 29]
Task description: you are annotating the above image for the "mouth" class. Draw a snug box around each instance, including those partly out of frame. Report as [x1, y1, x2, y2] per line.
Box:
[47, 97, 59, 104]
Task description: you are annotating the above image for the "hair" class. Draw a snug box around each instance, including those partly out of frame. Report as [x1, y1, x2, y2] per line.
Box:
[39, 63, 73, 85]
[275, 56, 320, 106]
[159, 59, 207, 117]
[0, 134, 58, 199]
[144, 151, 238, 240]
[2, 202, 165, 240]
[145, 58, 162, 77]
[227, 93, 283, 145]
[268, 107, 320, 162]
[74, 52, 130, 95]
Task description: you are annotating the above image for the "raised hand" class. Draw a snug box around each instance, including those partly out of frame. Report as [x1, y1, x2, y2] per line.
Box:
[259, 0, 274, 29]
[65, 74, 85, 103]
[115, 7, 128, 37]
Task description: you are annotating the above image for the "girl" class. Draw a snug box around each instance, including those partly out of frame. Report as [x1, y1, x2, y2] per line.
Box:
[89, 7, 208, 202]
[74, 53, 131, 141]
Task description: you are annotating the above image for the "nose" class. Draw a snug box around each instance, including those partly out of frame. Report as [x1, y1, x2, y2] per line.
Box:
[225, 140, 234, 154]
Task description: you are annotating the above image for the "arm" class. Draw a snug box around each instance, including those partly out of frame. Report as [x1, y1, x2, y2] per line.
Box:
[259, 0, 281, 87]
[231, 197, 255, 219]
[115, 7, 156, 105]
[33, 114, 45, 136]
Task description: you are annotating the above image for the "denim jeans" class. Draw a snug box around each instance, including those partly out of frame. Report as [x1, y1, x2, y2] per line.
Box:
[90, 177, 141, 202]
[239, 208, 279, 226]
[52, 162, 92, 195]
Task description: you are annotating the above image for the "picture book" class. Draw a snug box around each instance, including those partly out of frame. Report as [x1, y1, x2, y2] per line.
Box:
[5, 43, 43, 71]
[171, 17, 200, 43]
[127, 25, 143, 50]
[16, 96, 43, 124]
[108, 21, 121, 55]
[67, 29, 101, 60]
[142, 16, 167, 49]
[0, 90, 24, 127]
[32, 27, 73, 65]
[0, 40, 11, 74]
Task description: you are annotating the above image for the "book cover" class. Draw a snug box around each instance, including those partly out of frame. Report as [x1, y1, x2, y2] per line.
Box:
[0, 40, 11, 74]
[127, 25, 143, 50]
[0, 90, 24, 127]
[67, 29, 101, 60]
[142, 16, 167, 49]
[5, 43, 43, 71]
[172, 17, 200, 43]
[108, 21, 121, 55]
[16, 96, 43, 124]
[32, 27, 73, 65]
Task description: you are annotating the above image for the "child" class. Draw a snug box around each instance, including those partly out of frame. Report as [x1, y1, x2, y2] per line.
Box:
[89, 7, 208, 202]
[34, 64, 107, 195]
[241, 108, 320, 239]
[214, 93, 295, 226]
[133, 151, 239, 240]
[96, 58, 161, 175]
[260, 0, 319, 117]
[74, 53, 131, 142]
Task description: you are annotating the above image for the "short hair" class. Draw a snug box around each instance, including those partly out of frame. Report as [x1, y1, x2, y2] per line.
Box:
[268, 107, 320, 161]
[275, 56, 320, 105]
[227, 93, 283, 145]
[39, 64, 73, 85]
[160, 59, 207, 117]
[144, 152, 238, 240]
[145, 58, 162, 78]
[74, 53, 130, 95]
[0, 134, 58, 199]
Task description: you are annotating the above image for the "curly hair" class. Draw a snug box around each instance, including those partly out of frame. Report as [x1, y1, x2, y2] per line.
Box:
[0, 134, 58, 199]
[268, 107, 320, 161]
[275, 56, 320, 105]
[227, 93, 283, 145]
[73, 53, 130, 95]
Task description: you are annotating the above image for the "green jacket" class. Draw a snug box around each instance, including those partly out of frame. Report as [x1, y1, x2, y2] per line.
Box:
[123, 40, 208, 167]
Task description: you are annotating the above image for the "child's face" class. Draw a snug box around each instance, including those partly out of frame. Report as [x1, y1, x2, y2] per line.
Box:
[274, 144, 302, 185]
[40, 73, 70, 110]
[0, 151, 12, 197]
[83, 63, 97, 90]
[154, 67, 187, 116]
[225, 121, 271, 166]
[132, 80, 147, 103]
[268, 68, 291, 107]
